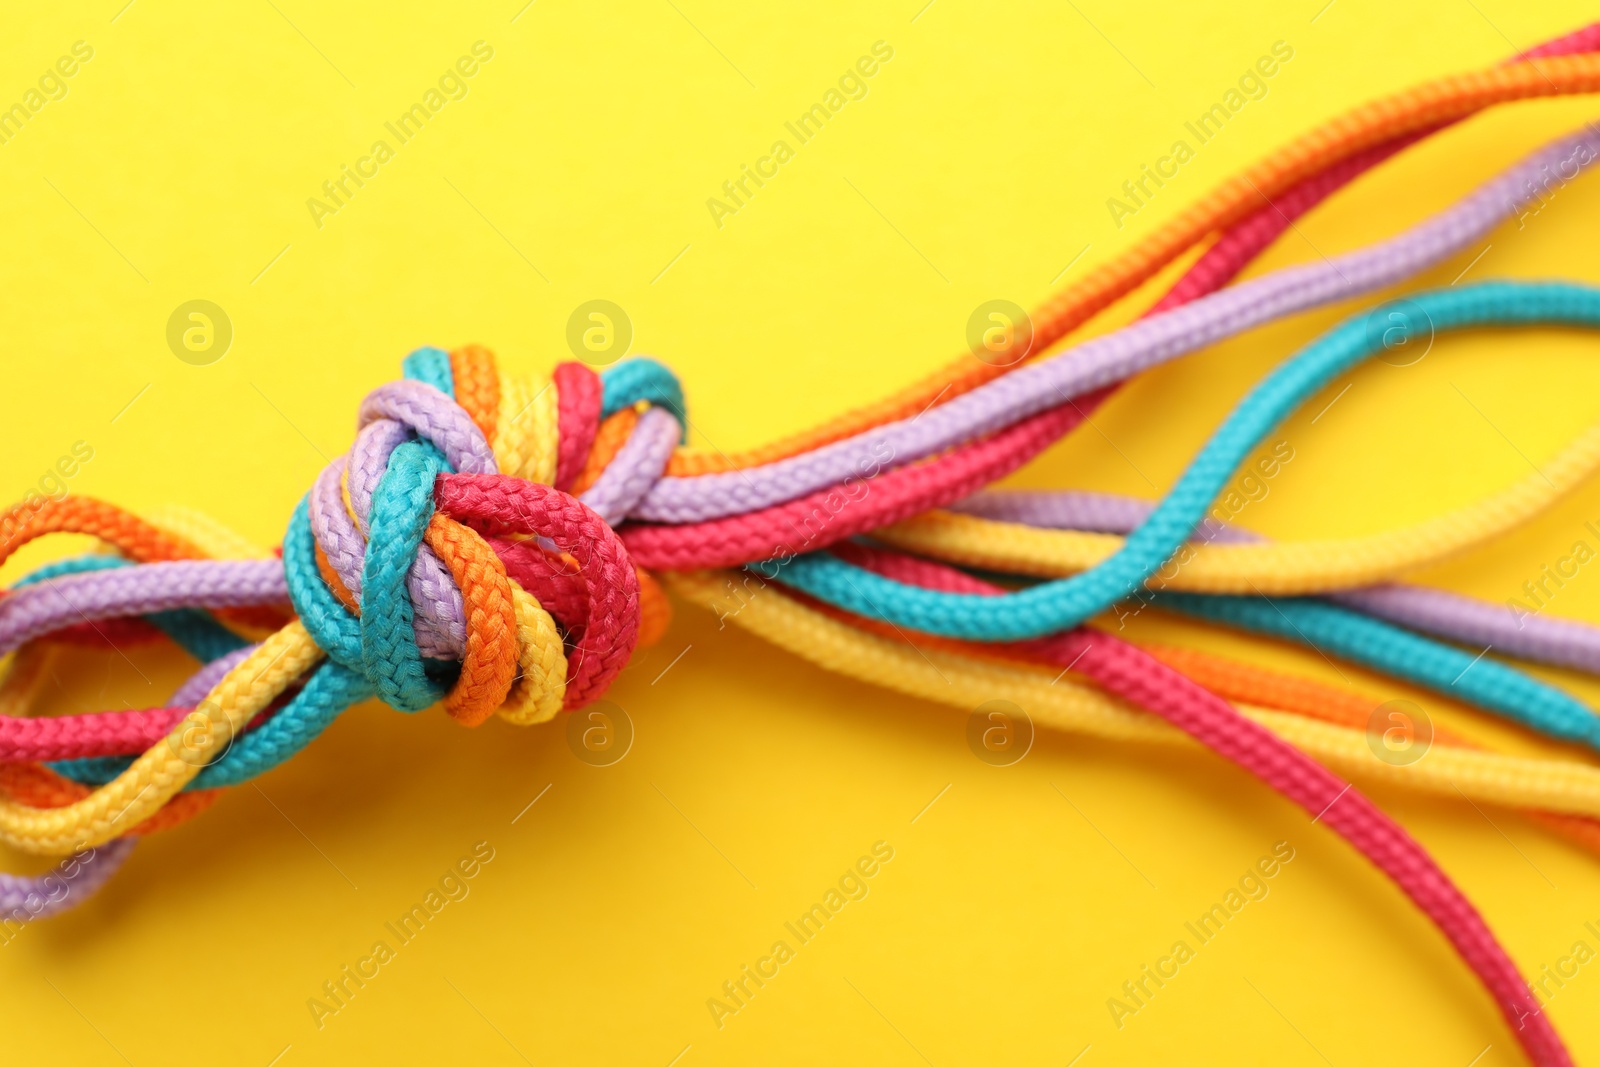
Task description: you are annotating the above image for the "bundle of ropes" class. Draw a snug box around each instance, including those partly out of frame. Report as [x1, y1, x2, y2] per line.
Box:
[6, 21, 1600, 1066]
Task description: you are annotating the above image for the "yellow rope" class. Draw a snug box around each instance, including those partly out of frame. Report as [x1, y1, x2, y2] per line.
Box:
[664, 571, 1600, 818]
[144, 504, 270, 560]
[0, 622, 323, 854]
[875, 421, 1600, 592]
[494, 371, 559, 486]
[496, 582, 569, 725]
[1251, 708, 1600, 814]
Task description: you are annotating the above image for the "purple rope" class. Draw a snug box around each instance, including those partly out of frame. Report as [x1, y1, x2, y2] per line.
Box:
[951, 488, 1600, 675]
[323, 398, 478, 659]
[0, 560, 286, 658]
[580, 407, 680, 527]
[356, 380, 498, 475]
[1332, 587, 1600, 674]
[954, 489, 1251, 543]
[346, 419, 410, 526]
[335, 379, 500, 656]
[630, 124, 1600, 522]
[311, 446, 466, 660]
[0, 839, 136, 921]
[17, 129, 1600, 681]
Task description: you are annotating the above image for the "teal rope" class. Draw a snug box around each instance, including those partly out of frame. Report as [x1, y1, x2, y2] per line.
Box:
[767, 280, 1600, 751]
[284, 496, 363, 668]
[1158, 592, 1600, 746]
[30, 553, 375, 789]
[54, 662, 375, 789]
[402, 346, 454, 396]
[15, 555, 128, 585]
[360, 440, 448, 711]
[771, 282, 1600, 641]
[414, 348, 686, 441]
[601, 357, 687, 440]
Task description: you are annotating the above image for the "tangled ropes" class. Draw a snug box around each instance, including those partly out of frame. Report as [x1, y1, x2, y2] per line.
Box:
[291, 347, 675, 726]
[0, 352, 688, 860]
[9, 22, 1600, 1066]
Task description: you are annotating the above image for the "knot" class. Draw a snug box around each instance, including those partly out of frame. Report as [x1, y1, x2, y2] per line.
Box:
[284, 345, 684, 725]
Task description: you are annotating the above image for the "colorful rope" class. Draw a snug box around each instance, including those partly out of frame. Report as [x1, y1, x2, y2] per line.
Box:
[6, 28, 1600, 1065]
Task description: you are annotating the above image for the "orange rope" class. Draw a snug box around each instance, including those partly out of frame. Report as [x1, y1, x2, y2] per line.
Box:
[424, 516, 520, 726]
[571, 407, 639, 495]
[450, 345, 502, 445]
[663, 54, 1600, 476]
[0, 764, 221, 836]
[636, 568, 671, 648]
[1140, 644, 1600, 856]
[0, 497, 201, 566]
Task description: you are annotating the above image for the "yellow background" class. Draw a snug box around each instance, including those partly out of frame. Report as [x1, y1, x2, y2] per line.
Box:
[2, 0, 1600, 1062]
